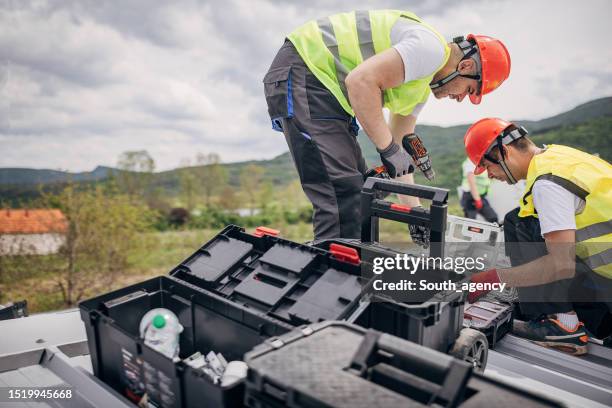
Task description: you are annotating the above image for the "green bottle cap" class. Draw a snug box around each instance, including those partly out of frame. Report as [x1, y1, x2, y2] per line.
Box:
[152, 314, 166, 329]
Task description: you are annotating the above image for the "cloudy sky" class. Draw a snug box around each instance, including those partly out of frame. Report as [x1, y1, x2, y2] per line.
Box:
[1, 0, 611, 171]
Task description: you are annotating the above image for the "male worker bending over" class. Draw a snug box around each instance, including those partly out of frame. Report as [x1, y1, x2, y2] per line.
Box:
[465, 118, 612, 355]
[263, 9, 510, 241]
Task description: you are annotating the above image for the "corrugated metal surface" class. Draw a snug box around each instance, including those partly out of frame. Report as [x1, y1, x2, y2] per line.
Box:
[1, 309, 610, 407]
[0, 310, 85, 356]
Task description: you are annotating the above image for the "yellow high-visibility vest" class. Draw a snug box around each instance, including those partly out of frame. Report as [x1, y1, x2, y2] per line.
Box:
[519, 145, 612, 278]
[288, 10, 450, 116]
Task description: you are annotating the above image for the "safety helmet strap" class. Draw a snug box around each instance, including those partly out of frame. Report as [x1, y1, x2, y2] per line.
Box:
[482, 126, 528, 185]
[430, 37, 481, 90]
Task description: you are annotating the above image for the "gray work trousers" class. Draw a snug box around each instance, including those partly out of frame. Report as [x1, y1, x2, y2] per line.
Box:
[263, 40, 367, 240]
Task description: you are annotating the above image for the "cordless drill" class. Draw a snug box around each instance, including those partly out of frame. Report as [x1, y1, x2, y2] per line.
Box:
[364, 133, 435, 181]
[402, 133, 435, 180]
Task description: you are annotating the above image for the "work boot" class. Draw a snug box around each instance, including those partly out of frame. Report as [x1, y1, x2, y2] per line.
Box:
[512, 315, 588, 356]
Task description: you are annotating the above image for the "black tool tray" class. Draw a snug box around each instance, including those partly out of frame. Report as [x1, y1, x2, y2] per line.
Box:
[170, 225, 370, 326]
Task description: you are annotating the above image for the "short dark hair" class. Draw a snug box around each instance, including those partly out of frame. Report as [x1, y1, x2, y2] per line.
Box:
[488, 125, 534, 159]
[508, 135, 534, 151]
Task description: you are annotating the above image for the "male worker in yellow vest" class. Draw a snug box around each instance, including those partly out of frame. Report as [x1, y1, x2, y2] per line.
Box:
[464, 118, 612, 355]
[263, 10, 510, 241]
[460, 158, 499, 223]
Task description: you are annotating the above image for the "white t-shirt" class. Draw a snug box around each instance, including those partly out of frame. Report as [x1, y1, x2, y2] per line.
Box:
[390, 18, 446, 117]
[531, 179, 586, 236]
[461, 160, 476, 193]
[462, 160, 476, 176]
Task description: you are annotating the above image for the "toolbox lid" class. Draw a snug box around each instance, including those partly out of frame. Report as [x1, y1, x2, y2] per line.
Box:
[170, 225, 368, 327]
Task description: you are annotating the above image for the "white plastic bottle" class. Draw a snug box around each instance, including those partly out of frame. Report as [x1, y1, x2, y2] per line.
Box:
[139, 308, 184, 360]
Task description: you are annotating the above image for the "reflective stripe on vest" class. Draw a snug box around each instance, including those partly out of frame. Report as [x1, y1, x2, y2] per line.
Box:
[316, 11, 378, 103]
[584, 248, 612, 271]
[518, 145, 612, 279]
[576, 220, 612, 242]
[288, 10, 450, 116]
[316, 17, 349, 102]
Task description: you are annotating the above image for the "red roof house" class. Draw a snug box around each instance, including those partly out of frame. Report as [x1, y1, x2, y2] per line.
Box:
[0, 209, 68, 255]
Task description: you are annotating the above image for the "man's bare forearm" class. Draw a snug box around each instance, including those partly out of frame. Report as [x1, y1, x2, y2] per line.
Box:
[498, 247, 576, 287]
[345, 48, 406, 150]
[346, 74, 392, 150]
[389, 113, 421, 207]
[499, 230, 577, 287]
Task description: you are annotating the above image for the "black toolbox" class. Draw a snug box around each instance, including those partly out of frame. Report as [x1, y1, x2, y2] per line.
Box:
[169, 225, 369, 326]
[244, 321, 564, 408]
[360, 177, 449, 257]
[0, 299, 28, 321]
[463, 300, 513, 348]
[315, 236, 467, 355]
[322, 237, 474, 362]
[79, 276, 293, 408]
[80, 225, 373, 408]
[314, 179, 472, 357]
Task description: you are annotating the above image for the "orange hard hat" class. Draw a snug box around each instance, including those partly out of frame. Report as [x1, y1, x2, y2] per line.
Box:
[467, 34, 511, 104]
[464, 118, 513, 174]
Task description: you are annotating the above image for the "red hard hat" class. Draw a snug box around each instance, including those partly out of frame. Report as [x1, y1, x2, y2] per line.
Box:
[464, 118, 513, 174]
[467, 34, 511, 104]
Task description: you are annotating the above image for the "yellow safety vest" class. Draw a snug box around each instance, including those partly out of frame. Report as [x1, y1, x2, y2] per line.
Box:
[288, 10, 450, 116]
[461, 158, 491, 196]
[519, 145, 612, 278]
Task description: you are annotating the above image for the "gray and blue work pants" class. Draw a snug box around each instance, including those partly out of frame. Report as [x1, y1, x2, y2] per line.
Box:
[263, 40, 367, 240]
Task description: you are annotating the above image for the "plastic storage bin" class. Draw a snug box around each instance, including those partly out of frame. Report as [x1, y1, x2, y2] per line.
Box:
[79, 276, 293, 408]
[0, 299, 28, 321]
[314, 178, 489, 369]
[244, 321, 563, 408]
[314, 238, 489, 369]
[315, 239, 466, 352]
[446, 215, 511, 269]
[463, 300, 514, 348]
[170, 225, 369, 326]
[80, 224, 374, 408]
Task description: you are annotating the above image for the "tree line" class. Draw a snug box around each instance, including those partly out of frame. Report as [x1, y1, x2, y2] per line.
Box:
[0, 150, 312, 307]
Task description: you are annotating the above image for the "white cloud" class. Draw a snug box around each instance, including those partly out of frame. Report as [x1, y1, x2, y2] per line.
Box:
[0, 0, 610, 171]
[418, 0, 612, 125]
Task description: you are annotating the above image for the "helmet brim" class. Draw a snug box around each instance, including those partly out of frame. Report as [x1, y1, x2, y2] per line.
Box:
[469, 93, 482, 105]
[474, 163, 486, 175]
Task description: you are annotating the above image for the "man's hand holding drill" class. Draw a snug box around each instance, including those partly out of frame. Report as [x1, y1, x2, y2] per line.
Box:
[377, 141, 414, 178]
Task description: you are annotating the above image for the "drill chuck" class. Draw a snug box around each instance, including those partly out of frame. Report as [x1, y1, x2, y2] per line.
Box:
[402, 133, 435, 180]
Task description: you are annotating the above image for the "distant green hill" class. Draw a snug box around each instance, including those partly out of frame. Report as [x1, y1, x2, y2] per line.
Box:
[0, 165, 118, 185]
[356, 96, 611, 189]
[1, 97, 610, 203]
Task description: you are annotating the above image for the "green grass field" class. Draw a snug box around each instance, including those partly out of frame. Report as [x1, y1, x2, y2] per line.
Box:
[1, 198, 463, 314]
[0, 225, 317, 313]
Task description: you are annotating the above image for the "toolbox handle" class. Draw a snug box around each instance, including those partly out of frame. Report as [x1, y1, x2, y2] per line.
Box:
[362, 177, 448, 204]
[329, 243, 361, 265]
[254, 226, 280, 237]
[360, 178, 448, 257]
[348, 329, 472, 408]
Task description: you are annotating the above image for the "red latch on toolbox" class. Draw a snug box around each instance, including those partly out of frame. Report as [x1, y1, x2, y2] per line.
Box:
[254, 226, 280, 237]
[329, 243, 360, 265]
[390, 203, 412, 212]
